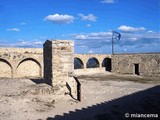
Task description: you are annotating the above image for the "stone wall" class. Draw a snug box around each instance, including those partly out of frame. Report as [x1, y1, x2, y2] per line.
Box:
[0, 47, 111, 78]
[43, 40, 74, 86]
[0, 48, 43, 78]
[43, 40, 77, 99]
[74, 54, 111, 68]
[112, 53, 160, 76]
[0, 46, 159, 78]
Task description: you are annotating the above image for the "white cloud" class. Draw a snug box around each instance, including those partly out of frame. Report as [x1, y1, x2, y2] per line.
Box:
[123, 48, 127, 52]
[34, 41, 43, 45]
[86, 24, 91, 27]
[74, 35, 88, 40]
[0, 39, 44, 48]
[15, 40, 43, 47]
[89, 50, 94, 53]
[101, 0, 117, 4]
[71, 28, 159, 53]
[129, 37, 138, 41]
[7, 28, 20, 32]
[73, 32, 112, 40]
[20, 22, 27, 25]
[118, 25, 146, 32]
[78, 14, 97, 21]
[44, 14, 75, 24]
[143, 32, 160, 39]
[40, 36, 47, 39]
[147, 30, 153, 33]
[72, 31, 160, 45]
[72, 30, 160, 52]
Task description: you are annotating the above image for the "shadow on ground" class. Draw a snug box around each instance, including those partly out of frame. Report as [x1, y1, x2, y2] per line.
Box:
[30, 78, 46, 84]
[47, 85, 160, 120]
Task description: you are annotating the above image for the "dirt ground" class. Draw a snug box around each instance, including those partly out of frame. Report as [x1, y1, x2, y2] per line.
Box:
[0, 72, 160, 120]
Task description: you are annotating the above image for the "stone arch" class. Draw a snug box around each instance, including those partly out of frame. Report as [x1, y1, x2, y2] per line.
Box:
[87, 57, 100, 68]
[102, 58, 112, 71]
[17, 58, 42, 78]
[0, 58, 12, 78]
[74, 57, 84, 69]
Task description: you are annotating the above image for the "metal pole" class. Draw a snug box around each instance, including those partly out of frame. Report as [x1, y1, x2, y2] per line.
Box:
[112, 31, 114, 55]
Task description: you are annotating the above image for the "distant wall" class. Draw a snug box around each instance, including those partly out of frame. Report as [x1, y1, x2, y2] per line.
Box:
[0, 48, 43, 78]
[74, 54, 111, 68]
[0, 47, 159, 78]
[112, 53, 160, 76]
[0, 48, 112, 78]
[74, 54, 111, 74]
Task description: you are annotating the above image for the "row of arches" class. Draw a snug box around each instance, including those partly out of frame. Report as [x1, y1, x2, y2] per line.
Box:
[74, 57, 112, 71]
[0, 58, 42, 78]
[0, 57, 111, 78]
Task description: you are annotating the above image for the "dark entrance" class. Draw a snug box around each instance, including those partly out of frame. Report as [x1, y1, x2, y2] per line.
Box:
[74, 58, 84, 69]
[134, 64, 139, 75]
[102, 58, 111, 71]
[87, 57, 99, 68]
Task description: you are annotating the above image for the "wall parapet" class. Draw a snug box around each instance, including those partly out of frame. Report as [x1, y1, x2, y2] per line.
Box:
[0, 46, 159, 78]
[112, 53, 160, 77]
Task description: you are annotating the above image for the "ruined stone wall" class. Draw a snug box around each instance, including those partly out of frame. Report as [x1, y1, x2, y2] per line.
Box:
[44, 40, 74, 86]
[0, 47, 111, 78]
[112, 53, 160, 76]
[0, 48, 43, 78]
[74, 54, 111, 68]
[74, 54, 111, 74]
[44, 40, 77, 98]
[0, 46, 159, 78]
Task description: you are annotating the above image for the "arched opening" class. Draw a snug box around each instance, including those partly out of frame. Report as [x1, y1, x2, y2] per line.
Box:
[0, 59, 12, 78]
[17, 58, 41, 78]
[74, 58, 84, 69]
[102, 58, 112, 71]
[87, 57, 99, 68]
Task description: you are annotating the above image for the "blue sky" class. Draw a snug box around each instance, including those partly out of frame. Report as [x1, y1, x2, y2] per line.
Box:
[0, 0, 159, 54]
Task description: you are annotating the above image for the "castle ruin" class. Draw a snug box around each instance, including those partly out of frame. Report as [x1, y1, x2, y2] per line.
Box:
[0, 40, 159, 79]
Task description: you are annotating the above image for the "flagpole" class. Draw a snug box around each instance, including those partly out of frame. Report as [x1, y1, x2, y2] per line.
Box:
[111, 31, 121, 55]
[112, 31, 114, 55]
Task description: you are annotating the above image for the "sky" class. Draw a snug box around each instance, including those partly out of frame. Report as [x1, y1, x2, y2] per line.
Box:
[0, 0, 160, 54]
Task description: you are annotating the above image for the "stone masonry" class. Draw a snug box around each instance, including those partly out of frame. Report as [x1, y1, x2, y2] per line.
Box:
[0, 43, 159, 79]
[0, 47, 111, 78]
[112, 53, 160, 76]
[43, 40, 74, 91]
[0, 48, 43, 78]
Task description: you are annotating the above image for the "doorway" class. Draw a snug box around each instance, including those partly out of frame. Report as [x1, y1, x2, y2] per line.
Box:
[102, 58, 112, 72]
[134, 64, 139, 75]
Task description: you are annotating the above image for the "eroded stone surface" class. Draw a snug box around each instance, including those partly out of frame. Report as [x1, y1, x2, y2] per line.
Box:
[112, 53, 160, 76]
[0, 48, 43, 78]
[0, 41, 159, 79]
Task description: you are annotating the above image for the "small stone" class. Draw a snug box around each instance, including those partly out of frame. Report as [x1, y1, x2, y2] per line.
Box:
[51, 100, 55, 104]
